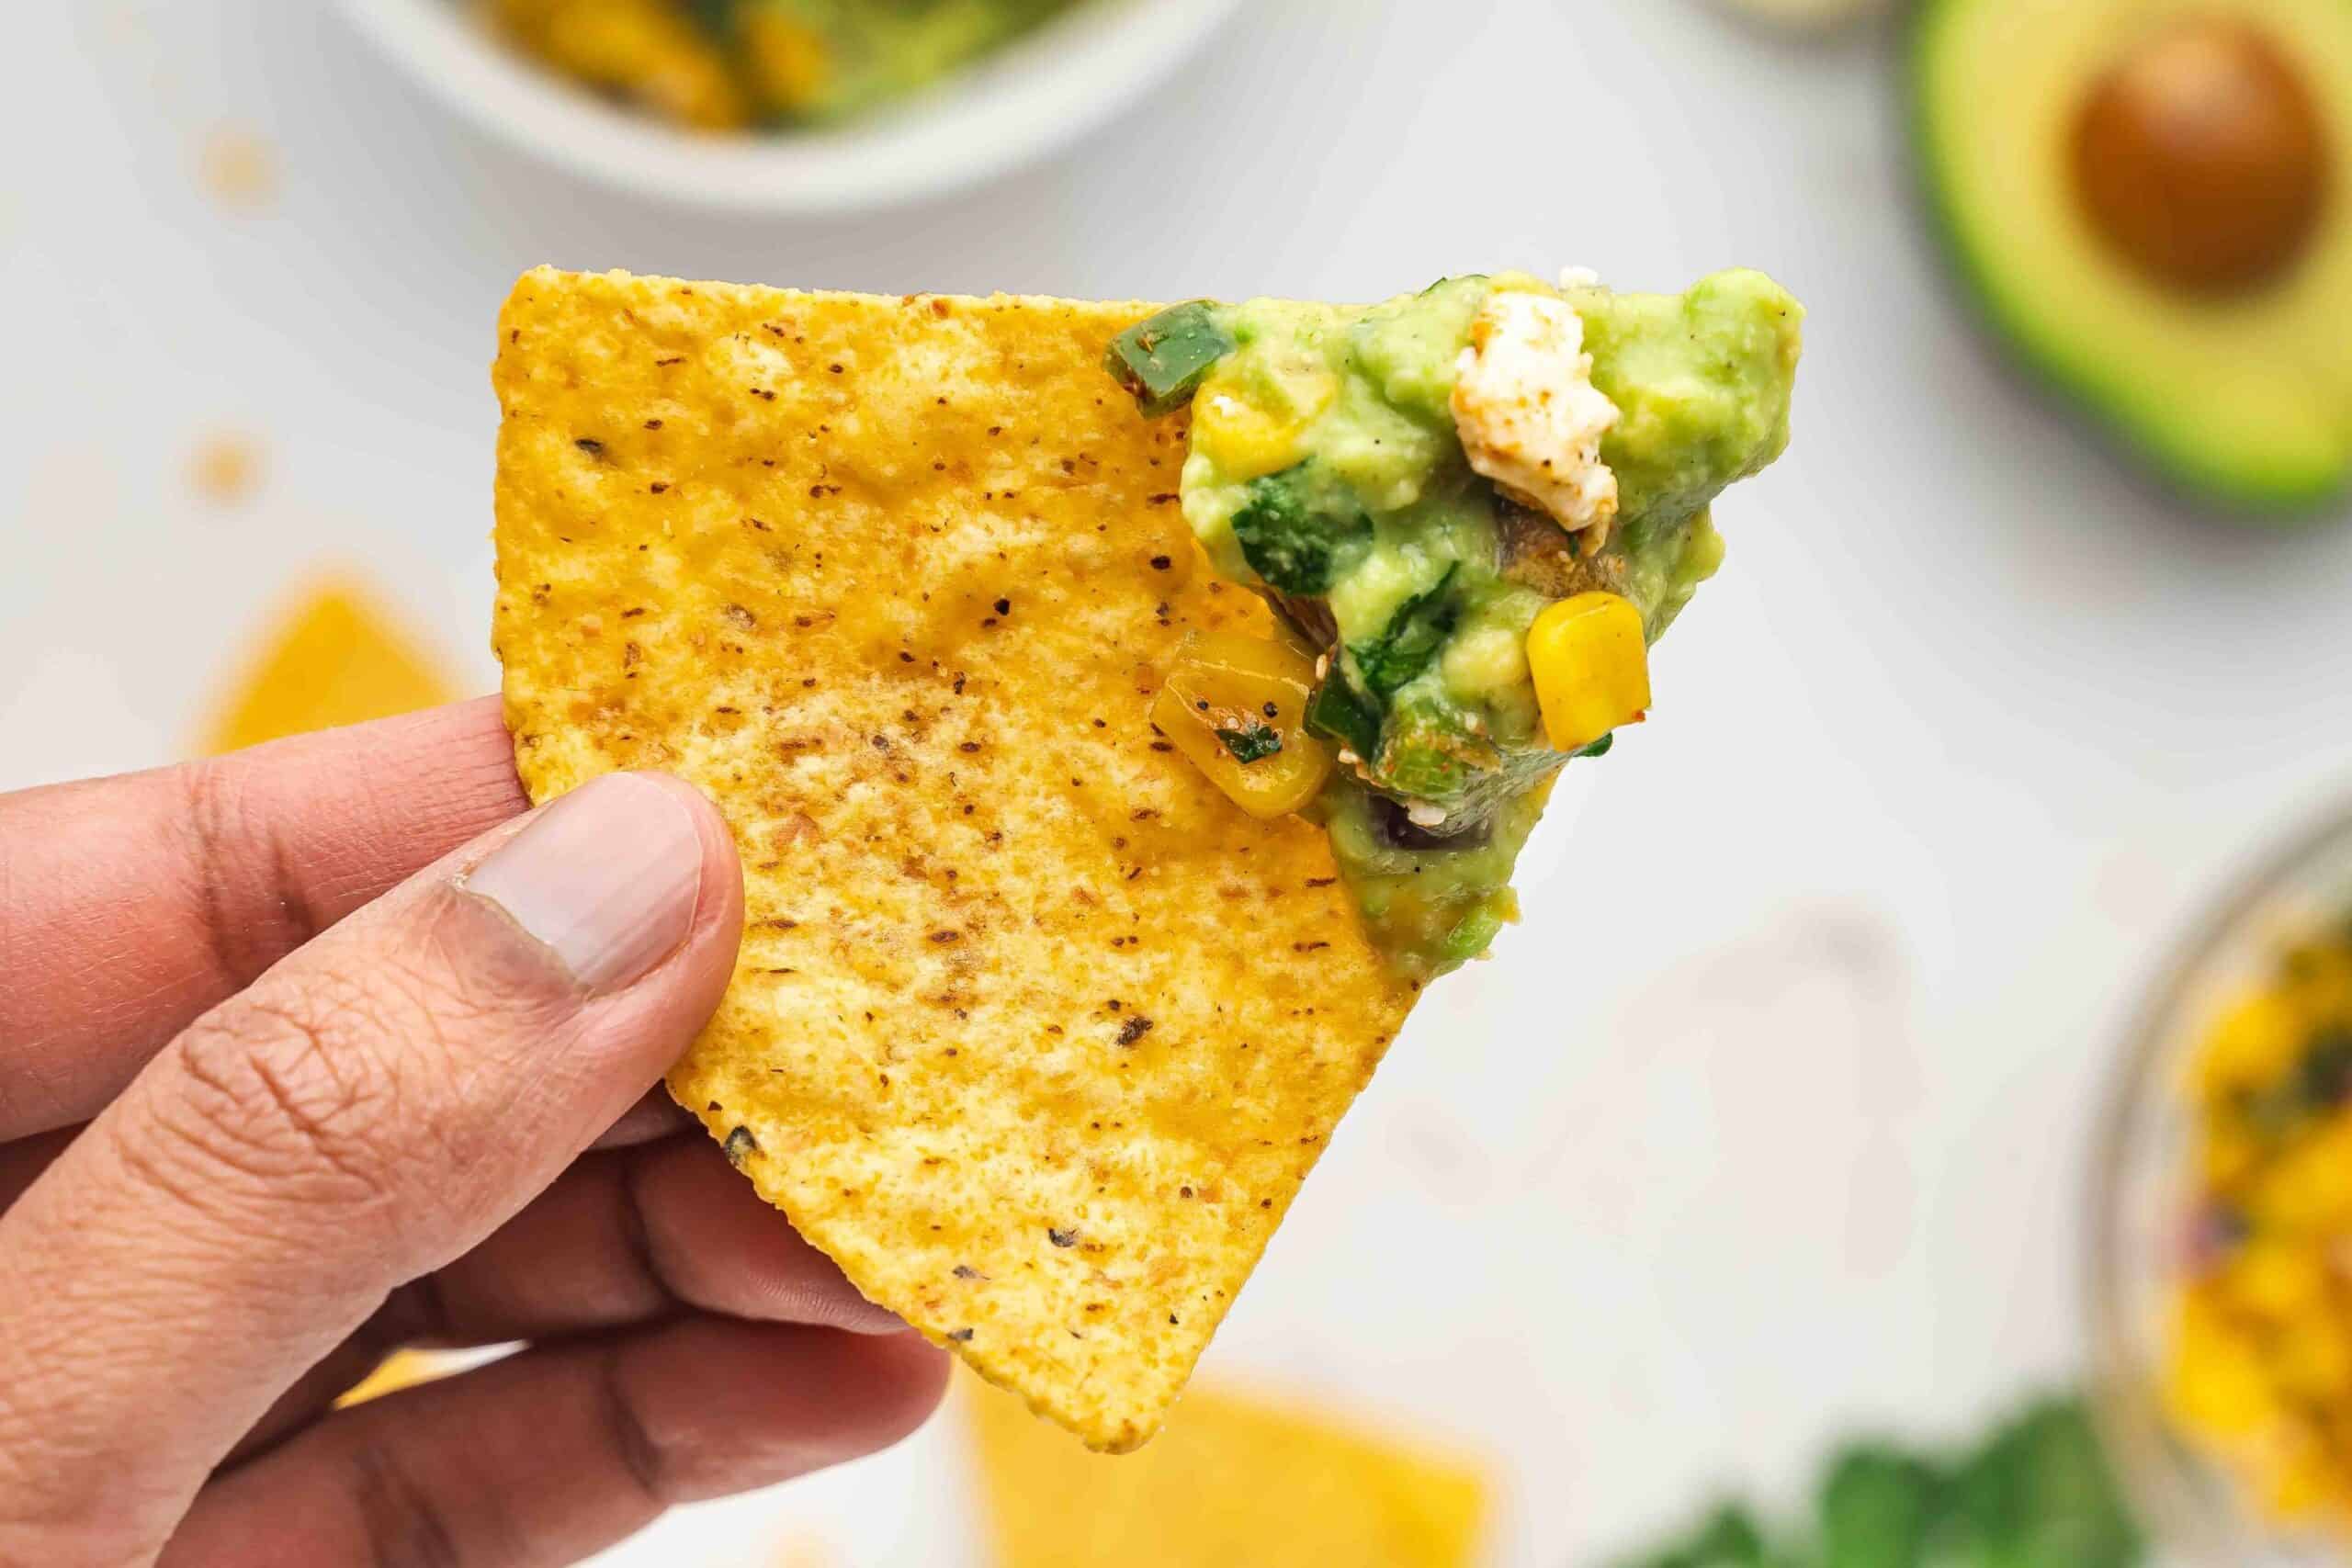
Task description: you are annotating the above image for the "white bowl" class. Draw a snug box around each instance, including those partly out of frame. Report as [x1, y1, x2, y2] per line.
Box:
[335, 0, 1241, 215]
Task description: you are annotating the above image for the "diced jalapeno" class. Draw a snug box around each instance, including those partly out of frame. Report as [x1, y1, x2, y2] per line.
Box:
[1105, 301, 1234, 416]
[1438, 902, 1509, 963]
[1373, 697, 1487, 805]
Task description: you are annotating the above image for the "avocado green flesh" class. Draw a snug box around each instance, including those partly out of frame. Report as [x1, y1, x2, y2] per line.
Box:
[1910, 0, 2352, 514]
[1123, 270, 1801, 977]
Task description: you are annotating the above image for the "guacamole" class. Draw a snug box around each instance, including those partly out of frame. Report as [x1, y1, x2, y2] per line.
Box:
[1109, 271, 1802, 978]
[484, 0, 1082, 129]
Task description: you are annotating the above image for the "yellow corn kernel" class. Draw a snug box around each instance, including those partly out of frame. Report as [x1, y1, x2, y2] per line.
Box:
[2201, 1125, 2260, 1189]
[740, 10, 831, 114]
[500, 0, 752, 130]
[2276, 1315, 2352, 1401]
[2258, 1431, 2336, 1521]
[2167, 1293, 2277, 1438]
[1525, 592, 1649, 754]
[2256, 1118, 2352, 1231]
[1150, 632, 1331, 820]
[2225, 1237, 2328, 1321]
[2196, 990, 2306, 1100]
[1189, 369, 1331, 481]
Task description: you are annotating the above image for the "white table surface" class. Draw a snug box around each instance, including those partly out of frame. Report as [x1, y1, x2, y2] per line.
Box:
[8, 2, 2352, 1563]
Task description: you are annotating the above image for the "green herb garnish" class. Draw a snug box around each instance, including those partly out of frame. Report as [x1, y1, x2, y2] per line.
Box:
[1306, 667, 1382, 758]
[1608, 1395, 2138, 1568]
[1215, 721, 1283, 764]
[1350, 565, 1459, 695]
[1229, 468, 1369, 596]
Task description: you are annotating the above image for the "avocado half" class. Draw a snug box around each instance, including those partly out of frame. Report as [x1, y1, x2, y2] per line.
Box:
[1912, 0, 2352, 517]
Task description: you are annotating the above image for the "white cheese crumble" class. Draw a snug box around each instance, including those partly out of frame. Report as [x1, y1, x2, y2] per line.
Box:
[1450, 288, 1621, 542]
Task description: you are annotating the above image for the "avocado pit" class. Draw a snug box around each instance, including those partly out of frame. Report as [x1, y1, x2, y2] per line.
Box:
[2071, 17, 2330, 296]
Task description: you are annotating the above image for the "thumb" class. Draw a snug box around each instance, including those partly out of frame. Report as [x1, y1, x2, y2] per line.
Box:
[0, 772, 742, 1561]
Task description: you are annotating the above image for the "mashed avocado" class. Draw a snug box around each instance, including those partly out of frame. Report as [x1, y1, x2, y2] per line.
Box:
[1111, 271, 1802, 978]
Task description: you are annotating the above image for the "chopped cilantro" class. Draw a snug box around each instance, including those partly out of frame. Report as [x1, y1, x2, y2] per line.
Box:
[1605, 1394, 2139, 1568]
[1215, 720, 1283, 764]
[1350, 565, 1458, 695]
[1306, 668, 1381, 758]
[1229, 468, 1369, 595]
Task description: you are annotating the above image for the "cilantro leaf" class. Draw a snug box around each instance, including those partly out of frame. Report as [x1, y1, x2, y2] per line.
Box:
[1350, 564, 1458, 695]
[1214, 721, 1283, 764]
[1229, 468, 1368, 596]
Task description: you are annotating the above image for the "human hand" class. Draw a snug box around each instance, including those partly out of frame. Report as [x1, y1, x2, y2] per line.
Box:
[0, 698, 948, 1566]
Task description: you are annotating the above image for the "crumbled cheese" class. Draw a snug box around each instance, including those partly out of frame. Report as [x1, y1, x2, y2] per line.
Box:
[1406, 803, 1447, 828]
[1450, 288, 1620, 542]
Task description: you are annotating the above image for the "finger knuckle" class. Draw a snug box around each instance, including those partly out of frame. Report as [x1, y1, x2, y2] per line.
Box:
[176, 757, 321, 986]
[596, 1345, 671, 1506]
[349, 1438, 468, 1568]
[148, 976, 413, 1214]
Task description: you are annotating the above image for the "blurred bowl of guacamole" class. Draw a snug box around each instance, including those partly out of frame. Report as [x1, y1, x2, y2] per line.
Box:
[339, 0, 1240, 212]
[2093, 799, 2352, 1564]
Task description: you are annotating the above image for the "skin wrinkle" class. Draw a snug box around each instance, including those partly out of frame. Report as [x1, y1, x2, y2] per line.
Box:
[180, 758, 323, 1001]
[161, 1003, 395, 1208]
[350, 1439, 465, 1568]
[147, 888, 593, 1272]
[595, 1346, 671, 1506]
[0, 701, 529, 1140]
[614, 1152, 688, 1325]
[0, 712, 953, 1560]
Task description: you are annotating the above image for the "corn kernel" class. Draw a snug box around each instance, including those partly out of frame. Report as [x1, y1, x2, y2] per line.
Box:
[1189, 368, 1332, 481]
[1525, 591, 1649, 754]
[2201, 1126, 2259, 1189]
[1150, 632, 1331, 820]
[2276, 1315, 2352, 1400]
[2198, 990, 2307, 1099]
[741, 11, 832, 113]
[2227, 1237, 2329, 1321]
[2256, 1119, 2352, 1231]
[2168, 1294, 2277, 1437]
[2260, 1434, 2335, 1520]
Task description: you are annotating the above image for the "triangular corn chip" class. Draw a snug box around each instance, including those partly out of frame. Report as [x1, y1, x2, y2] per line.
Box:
[201, 578, 455, 754]
[492, 269, 1419, 1450]
[966, 1373, 1492, 1567]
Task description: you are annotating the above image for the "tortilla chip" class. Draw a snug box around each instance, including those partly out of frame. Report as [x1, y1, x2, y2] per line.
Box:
[200, 578, 455, 754]
[966, 1373, 1492, 1567]
[333, 1349, 452, 1407]
[491, 268, 1420, 1450]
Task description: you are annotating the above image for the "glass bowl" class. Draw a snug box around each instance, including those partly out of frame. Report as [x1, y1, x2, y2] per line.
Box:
[2089, 799, 2352, 1565]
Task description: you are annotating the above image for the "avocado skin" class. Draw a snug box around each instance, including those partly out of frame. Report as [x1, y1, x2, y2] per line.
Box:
[1906, 0, 2351, 524]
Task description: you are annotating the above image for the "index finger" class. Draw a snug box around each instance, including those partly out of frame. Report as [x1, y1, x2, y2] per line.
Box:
[0, 697, 526, 1140]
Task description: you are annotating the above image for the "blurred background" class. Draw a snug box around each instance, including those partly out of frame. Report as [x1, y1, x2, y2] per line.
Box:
[7, 0, 2352, 1563]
